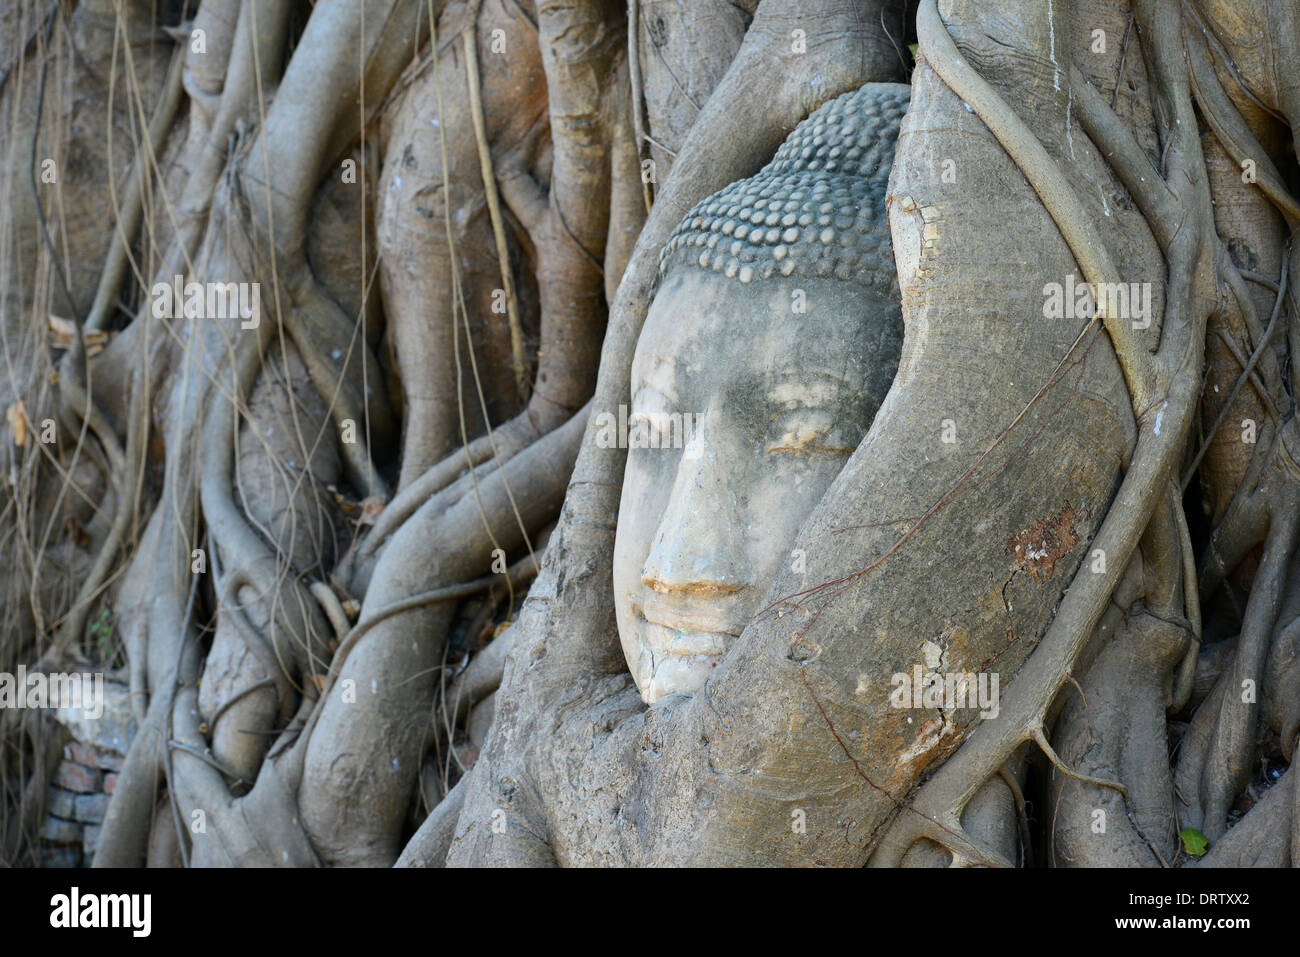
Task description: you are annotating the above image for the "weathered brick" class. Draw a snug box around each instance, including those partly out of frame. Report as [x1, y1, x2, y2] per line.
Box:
[39, 816, 81, 844]
[56, 680, 136, 756]
[95, 749, 123, 773]
[39, 845, 82, 868]
[53, 761, 100, 793]
[63, 741, 96, 766]
[74, 792, 108, 824]
[83, 824, 102, 858]
[46, 786, 77, 819]
[103, 772, 118, 795]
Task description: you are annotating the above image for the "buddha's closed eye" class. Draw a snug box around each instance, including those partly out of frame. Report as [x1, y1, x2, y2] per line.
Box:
[629, 386, 679, 443]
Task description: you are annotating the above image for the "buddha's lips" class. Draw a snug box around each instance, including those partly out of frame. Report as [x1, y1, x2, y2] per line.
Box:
[639, 593, 745, 637]
[639, 617, 734, 658]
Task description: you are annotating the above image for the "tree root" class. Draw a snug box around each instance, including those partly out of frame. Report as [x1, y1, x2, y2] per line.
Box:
[1193, 763, 1293, 866]
[916, 0, 1155, 416]
[866, 0, 1215, 868]
[1175, 435, 1300, 839]
[394, 769, 470, 868]
[1046, 612, 1185, 866]
[463, 0, 528, 402]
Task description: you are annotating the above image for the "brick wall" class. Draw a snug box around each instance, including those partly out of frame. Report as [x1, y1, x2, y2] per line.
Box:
[37, 680, 135, 867]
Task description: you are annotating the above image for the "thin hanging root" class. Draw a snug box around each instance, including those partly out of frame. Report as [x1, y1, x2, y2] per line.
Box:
[1220, 255, 1285, 400]
[1181, 253, 1289, 492]
[628, 0, 652, 213]
[880, 720, 1131, 869]
[40, 330, 142, 664]
[463, 0, 529, 403]
[436, 1, 538, 580]
[86, 31, 187, 332]
[1184, 24, 1300, 227]
[207, 676, 278, 729]
[323, 577, 499, 691]
[1030, 723, 1129, 798]
[1187, 486, 1300, 837]
[1212, 326, 1280, 423]
[166, 739, 249, 790]
[357, 418, 519, 560]
[277, 276, 391, 502]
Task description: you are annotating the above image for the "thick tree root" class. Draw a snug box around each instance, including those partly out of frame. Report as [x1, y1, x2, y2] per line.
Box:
[868, 0, 1215, 867]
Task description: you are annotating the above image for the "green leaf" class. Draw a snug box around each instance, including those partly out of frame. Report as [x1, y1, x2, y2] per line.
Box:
[1180, 827, 1209, 857]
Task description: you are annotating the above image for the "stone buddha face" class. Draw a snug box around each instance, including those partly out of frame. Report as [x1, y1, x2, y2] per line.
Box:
[614, 273, 900, 703]
[611, 81, 910, 705]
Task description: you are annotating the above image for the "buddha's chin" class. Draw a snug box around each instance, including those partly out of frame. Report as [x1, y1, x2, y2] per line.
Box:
[643, 655, 718, 704]
[635, 618, 734, 705]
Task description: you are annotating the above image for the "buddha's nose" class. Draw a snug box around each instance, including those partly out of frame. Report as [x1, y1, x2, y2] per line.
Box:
[640, 414, 754, 595]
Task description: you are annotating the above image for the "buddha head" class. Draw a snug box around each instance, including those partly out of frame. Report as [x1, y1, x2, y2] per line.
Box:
[612, 83, 910, 704]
